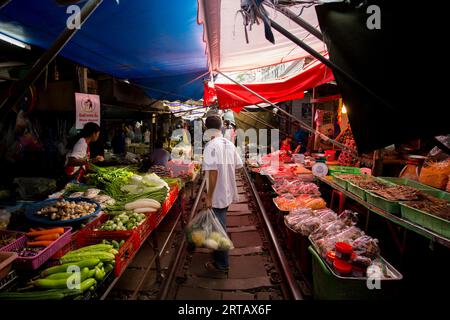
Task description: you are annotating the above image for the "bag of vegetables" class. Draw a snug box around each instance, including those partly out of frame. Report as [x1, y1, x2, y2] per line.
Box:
[186, 208, 234, 251]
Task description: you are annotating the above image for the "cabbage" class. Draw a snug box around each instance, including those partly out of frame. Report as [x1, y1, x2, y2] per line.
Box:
[219, 238, 233, 251]
[142, 173, 169, 189]
[208, 232, 222, 243]
[142, 186, 165, 193]
[121, 185, 139, 193]
[130, 175, 143, 184]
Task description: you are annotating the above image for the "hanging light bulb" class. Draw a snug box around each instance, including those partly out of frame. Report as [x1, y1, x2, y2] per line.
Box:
[341, 104, 347, 114]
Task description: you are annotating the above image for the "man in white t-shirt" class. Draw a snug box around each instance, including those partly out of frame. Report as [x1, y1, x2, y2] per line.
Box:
[202, 115, 243, 272]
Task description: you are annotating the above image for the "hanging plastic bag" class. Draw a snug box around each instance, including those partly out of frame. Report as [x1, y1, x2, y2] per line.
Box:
[419, 135, 450, 190]
[186, 208, 234, 251]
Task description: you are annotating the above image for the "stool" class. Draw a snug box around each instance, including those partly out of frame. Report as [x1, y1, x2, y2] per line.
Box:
[330, 189, 346, 214]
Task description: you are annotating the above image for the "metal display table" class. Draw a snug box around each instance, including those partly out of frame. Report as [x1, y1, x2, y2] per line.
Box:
[316, 176, 450, 249]
[98, 186, 183, 300]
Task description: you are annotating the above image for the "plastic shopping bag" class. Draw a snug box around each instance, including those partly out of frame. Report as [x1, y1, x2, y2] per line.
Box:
[186, 208, 234, 251]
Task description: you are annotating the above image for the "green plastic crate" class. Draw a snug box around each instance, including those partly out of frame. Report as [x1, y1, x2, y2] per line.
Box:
[328, 166, 361, 175]
[366, 192, 400, 215]
[308, 246, 402, 300]
[347, 181, 368, 201]
[332, 174, 349, 190]
[400, 203, 450, 239]
[378, 177, 450, 201]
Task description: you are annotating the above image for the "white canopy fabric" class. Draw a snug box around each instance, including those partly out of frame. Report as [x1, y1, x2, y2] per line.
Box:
[198, 0, 327, 72]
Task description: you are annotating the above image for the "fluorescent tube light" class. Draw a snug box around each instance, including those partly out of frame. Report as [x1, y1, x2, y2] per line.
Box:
[0, 33, 31, 50]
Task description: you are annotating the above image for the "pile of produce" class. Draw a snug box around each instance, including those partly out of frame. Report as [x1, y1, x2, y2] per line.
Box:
[9, 228, 66, 257]
[68, 188, 101, 199]
[285, 208, 337, 236]
[119, 174, 169, 195]
[273, 194, 298, 211]
[260, 150, 292, 164]
[0, 243, 117, 300]
[35, 200, 98, 221]
[86, 165, 135, 192]
[419, 159, 450, 190]
[336, 174, 368, 183]
[187, 230, 233, 251]
[338, 174, 390, 191]
[101, 239, 125, 249]
[371, 185, 420, 201]
[308, 210, 391, 278]
[260, 165, 295, 178]
[356, 179, 390, 191]
[25, 228, 66, 248]
[0, 232, 20, 248]
[104, 173, 169, 214]
[405, 194, 450, 221]
[274, 194, 326, 211]
[273, 180, 320, 196]
[148, 165, 172, 178]
[96, 212, 147, 231]
[338, 174, 421, 201]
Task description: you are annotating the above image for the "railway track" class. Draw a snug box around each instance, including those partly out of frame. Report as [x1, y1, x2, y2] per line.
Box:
[106, 168, 305, 300]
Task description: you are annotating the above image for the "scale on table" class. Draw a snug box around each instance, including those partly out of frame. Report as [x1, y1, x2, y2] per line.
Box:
[312, 156, 328, 177]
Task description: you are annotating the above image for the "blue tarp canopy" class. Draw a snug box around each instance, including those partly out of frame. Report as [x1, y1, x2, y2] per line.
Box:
[0, 0, 208, 100]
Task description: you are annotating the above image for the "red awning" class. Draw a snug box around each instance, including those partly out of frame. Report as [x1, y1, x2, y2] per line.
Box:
[213, 59, 334, 112]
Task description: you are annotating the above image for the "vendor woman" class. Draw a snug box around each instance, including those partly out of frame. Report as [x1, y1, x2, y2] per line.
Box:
[280, 136, 300, 153]
[65, 122, 104, 182]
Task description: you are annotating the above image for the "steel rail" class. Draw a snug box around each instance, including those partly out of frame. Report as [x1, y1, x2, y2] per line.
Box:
[159, 176, 206, 299]
[128, 203, 184, 300]
[242, 167, 303, 300]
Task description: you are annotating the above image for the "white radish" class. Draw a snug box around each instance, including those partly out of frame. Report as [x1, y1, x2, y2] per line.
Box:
[124, 199, 161, 210]
[134, 207, 158, 213]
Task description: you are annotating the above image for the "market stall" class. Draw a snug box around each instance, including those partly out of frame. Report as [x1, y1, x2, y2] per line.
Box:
[247, 148, 450, 299]
[0, 164, 185, 300]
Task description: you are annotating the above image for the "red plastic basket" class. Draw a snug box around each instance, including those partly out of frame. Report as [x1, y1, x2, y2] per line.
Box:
[0, 230, 27, 252]
[80, 185, 180, 245]
[77, 232, 139, 277]
[11, 227, 72, 270]
[80, 213, 155, 244]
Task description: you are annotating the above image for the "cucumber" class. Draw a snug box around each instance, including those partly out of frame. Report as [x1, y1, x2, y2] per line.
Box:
[104, 263, 114, 273]
[80, 278, 97, 293]
[34, 268, 90, 289]
[94, 268, 106, 281]
[45, 267, 89, 281]
[0, 290, 66, 300]
[60, 252, 115, 264]
[63, 244, 113, 256]
[41, 259, 101, 277]
[112, 240, 119, 249]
